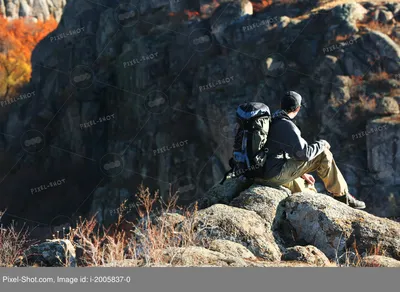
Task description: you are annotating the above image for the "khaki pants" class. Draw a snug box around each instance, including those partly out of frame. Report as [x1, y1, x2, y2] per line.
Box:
[255, 148, 349, 196]
[281, 177, 318, 193]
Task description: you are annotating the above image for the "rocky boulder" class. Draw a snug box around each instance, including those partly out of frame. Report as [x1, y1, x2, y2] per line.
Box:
[162, 246, 247, 266]
[281, 245, 331, 267]
[376, 97, 400, 115]
[208, 239, 256, 260]
[15, 239, 76, 267]
[366, 31, 400, 74]
[210, 0, 253, 46]
[193, 203, 282, 261]
[331, 2, 368, 35]
[361, 255, 400, 267]
[230, 184, 290, 229]
[163, 182, 400, 266]
[202, 0, 253, 18]
[197, 177, 253, 209]
[280, 192, 400, 260]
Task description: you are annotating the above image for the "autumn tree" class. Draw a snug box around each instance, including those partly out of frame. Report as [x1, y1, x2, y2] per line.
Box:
[0, 16, 57, 100]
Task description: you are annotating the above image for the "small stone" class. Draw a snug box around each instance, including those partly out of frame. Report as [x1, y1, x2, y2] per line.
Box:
[282, 245, 331, 267]
[15, 239, 76, 267]
[162, 246, 247, 267]
[208, 239, 257, 260]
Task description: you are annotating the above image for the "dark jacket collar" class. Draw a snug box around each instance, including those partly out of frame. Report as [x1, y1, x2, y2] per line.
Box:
[272, 109, 292, 121]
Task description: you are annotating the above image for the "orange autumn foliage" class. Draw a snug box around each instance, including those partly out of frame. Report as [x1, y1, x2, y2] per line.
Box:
[0, 16, 57, 99]
[251, 0, 273, 12]
[184, 10, 200, 19]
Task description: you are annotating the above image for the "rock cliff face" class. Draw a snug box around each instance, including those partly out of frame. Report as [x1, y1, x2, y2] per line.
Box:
[0, 0, 67, 21]
[0, 0, 399, 226]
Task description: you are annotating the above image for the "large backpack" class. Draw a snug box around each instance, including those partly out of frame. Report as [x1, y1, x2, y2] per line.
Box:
[220, 102, 271, 184]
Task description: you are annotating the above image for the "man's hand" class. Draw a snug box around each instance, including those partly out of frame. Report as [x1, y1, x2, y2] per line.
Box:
[301, 173, 315, 185]
[320, 139, 331, 150]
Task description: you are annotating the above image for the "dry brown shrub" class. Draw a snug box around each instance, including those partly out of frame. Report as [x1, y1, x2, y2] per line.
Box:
[68, 186, 200, 267]
[0, 210, 31, 267]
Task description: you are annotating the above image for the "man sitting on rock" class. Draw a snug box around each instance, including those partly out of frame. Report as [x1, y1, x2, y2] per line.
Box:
[255, 91, 366, 209]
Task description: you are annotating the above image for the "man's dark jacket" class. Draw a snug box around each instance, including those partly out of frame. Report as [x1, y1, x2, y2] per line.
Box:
[262, 110, 326, 179]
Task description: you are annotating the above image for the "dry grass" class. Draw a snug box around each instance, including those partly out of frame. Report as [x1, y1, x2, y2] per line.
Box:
[66, 186, 200, 267]
[277, 0, 301, 4]
[355, 8, 400, 45]
[251, 1, 273, 13]
[368, 71, 390, 82]
[359, 95, 377, 112]
[357, 21, 395, 35]
[0, 210, 31, 267]
[349, 75, 365, 99]
[376, 115, 400, 123]
[65, 216, 129, 266]
[345, 75, 378, 120]
[336, 240, 388, 267]
[251, 0, 366, 15]
[311, 0, 370, 14]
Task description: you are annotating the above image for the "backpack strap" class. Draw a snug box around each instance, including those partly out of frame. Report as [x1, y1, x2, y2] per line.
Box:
[219, 157, 235, 185]
[270, 113, 290, 160]
[244, 130, 251, 168]
[219, 169, 233, 185]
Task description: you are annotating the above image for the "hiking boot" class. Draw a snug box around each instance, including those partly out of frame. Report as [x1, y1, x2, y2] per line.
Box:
[334, 193, 366, 209]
